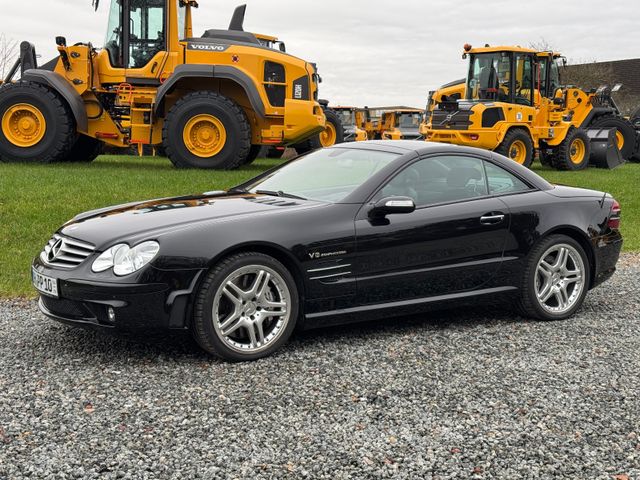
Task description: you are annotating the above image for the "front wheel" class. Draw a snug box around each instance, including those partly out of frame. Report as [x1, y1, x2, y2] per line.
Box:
[495, 129, 534, 168]
[0, 82, 76, 163]
[192, 252, 299, 361]
[517, 235, 590, 321]
[163, 91, 251, 169]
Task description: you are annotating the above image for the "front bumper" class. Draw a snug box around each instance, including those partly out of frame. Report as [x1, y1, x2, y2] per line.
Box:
[32, 257, 204, 333]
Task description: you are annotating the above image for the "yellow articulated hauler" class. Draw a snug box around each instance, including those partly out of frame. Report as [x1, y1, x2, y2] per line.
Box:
[0, 1, 326, 169]
[421, 44, 639, 170]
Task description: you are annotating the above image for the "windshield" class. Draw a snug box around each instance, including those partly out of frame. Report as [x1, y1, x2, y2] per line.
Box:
[336, 110, 356, 127]
[243, 148, 399, 202]
[467, 52, 512, 101]
[398, 113, 421, 128]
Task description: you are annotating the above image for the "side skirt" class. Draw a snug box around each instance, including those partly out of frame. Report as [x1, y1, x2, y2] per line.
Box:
[302, 286, 518, 329]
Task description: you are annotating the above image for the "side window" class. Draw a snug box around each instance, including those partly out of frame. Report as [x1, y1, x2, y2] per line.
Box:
[377, 156, 488, 207]
[484, 161, 531, 194]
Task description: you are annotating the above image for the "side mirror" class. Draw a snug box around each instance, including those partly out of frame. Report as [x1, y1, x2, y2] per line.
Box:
[369, 196, 416, 219]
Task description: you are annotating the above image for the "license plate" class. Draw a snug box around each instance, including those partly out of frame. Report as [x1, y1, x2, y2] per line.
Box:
[32, 268, 59, 298]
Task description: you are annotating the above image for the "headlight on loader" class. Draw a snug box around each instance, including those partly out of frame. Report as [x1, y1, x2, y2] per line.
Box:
[92, 241, 160, 276]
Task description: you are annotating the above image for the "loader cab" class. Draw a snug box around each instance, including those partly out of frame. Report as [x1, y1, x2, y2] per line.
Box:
[103, 0, 171, 74]
[465, 50, 535, 107]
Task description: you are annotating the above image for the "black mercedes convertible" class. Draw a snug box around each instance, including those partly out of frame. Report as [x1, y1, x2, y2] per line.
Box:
[32, 141, 623, 360]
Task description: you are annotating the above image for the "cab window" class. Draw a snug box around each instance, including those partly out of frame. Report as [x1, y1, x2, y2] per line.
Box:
[514, 54, 534, 106]
[128, 0, 166, 68]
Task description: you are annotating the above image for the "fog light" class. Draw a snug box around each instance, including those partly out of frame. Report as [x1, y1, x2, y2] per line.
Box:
[108, 307, 116, 322]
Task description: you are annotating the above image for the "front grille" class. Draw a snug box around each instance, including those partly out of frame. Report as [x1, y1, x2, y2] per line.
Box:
[41, 296, 90, 319]
[40, 234, 95, 269]
[430, 109, 473, 130]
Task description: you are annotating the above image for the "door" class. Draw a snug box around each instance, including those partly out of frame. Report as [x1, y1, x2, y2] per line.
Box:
[355, 154, 510, 305]
[125, 0, 169, 82]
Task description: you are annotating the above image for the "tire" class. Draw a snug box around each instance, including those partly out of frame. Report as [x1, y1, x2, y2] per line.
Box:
[495, 128, 534, 168]
[293, 108, 344, 155]
[538, 144, 553, 167]
[0, 82, 76, 163]
[517, 234, 590, 321]
[59, 134, 103, 163]
[192, 252, 299, 361]
[266, 146, 285, 159]
[589, 115, 636, 161]
[551, 127, 590, 171]
[163, 91, 251, 170]
[629, 106, 640, 129]
[240, 145, 266, 166]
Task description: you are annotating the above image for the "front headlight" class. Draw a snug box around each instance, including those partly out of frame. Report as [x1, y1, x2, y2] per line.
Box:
[91, 241, 160, 276]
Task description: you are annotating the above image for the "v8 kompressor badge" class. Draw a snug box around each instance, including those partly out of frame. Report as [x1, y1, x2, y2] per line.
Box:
[187, 43, 230, 52]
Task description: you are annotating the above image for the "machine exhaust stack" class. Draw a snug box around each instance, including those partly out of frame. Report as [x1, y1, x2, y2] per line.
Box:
[228, 5, 247, 31]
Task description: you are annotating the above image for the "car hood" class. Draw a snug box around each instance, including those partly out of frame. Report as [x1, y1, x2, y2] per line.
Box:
[59, 192, 320, 249]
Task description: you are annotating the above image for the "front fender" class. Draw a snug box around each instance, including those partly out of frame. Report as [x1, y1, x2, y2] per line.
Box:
[22, 69, 88, 132]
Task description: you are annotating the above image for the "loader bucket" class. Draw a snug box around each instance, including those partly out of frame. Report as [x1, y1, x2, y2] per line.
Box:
[586, 128, 624, 169]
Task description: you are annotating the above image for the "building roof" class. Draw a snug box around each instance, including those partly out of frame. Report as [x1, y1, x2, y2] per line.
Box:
[565, 58, 640, 94]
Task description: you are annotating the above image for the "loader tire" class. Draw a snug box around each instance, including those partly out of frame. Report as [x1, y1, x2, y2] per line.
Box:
[551, 128, 590, 171]
[495, 129, 534, 168]
[0, 82, 76, 163]
[163, 91, 251, 170]
[240, 145, 266, 166]
[266, 147, 285, 159]
[293, 109, 344, 155]
[59, 134, 103, 163]
[588, 115, 636, 161]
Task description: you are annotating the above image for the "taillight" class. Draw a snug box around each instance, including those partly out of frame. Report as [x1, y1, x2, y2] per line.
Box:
[608, 199, 621, 230]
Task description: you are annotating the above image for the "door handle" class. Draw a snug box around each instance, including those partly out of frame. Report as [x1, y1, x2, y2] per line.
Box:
[480, 213, 505, 225]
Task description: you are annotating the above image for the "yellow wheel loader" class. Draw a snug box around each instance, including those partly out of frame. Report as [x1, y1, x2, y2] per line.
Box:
[380, 108, 424, 140]
[332, 106, 367, 142]
[420, 45, 639, 170]
[0, 1, 326, 169]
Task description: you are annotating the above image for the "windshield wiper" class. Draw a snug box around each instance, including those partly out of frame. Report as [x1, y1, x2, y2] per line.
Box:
[255, 189, 307, 200]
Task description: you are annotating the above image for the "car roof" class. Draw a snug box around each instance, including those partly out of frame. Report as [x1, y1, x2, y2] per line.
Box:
[332, 140, 492, 157]
[330, 141, 552, 195]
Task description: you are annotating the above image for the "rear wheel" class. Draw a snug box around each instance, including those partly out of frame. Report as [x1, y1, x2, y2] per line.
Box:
[266, 146, 285, 159]
[240, 145, 266, 166]
[192, 252, 299, 361]
[0, 82, 76, 163]
[163, 91, 251, 169]
[517, 235, 590, 321]
[495, 129, 533, 168]
[589, 115, 636, 160]
[59, 134, 103, 163]
[551, 128, 590, 170]
[293, 108, 344, 155]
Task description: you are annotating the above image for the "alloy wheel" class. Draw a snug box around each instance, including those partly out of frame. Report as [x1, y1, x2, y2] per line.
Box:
[534, 243, 585, 315]
[212, 265, 291, 354]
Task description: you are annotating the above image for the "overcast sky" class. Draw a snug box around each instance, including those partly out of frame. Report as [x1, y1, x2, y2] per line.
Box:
[1, 0, 638, 107]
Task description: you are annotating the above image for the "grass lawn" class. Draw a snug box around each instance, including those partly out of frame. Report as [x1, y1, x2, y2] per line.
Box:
[0, 156, 637, 297]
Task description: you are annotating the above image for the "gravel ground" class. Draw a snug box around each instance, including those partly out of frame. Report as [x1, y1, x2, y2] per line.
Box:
[1, 256, 639, 479]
